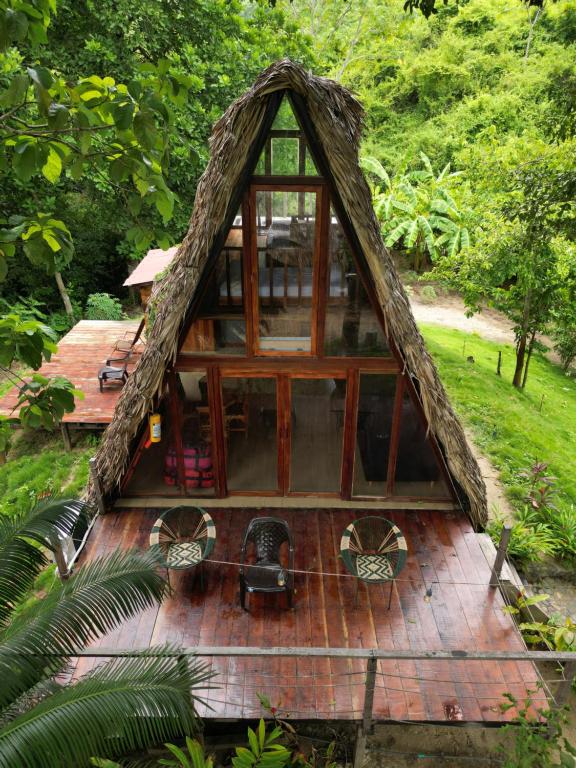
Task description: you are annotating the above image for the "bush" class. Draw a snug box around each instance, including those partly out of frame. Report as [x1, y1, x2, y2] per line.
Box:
[85, 293, 124, 321]
[487, 513, 557, 563]
[419, 285, 438, 303]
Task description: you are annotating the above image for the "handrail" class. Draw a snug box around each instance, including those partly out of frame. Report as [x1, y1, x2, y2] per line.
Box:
[60, 646, 576, 662]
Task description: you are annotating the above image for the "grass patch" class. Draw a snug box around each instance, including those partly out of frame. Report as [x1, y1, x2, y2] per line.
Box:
[0, 429, 96, 513]
[419, 324, 576, 516]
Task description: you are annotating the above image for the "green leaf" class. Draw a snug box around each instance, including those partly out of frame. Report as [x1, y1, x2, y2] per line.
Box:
[155, 190, 174, 222]
[79, 89, 103, 102]
[133, 109, 158, 149]
[4, 9, 29, 44]
[247, 727, 259, 756]
[13, 142, 39, 182]
[0, 74, 29, 108]
[164, 742, 192, 767]
[0, 651, 212, 768]
[111, 101, 134, 131]
[47, 102, 69, 130]
[42, 147, 63, 184]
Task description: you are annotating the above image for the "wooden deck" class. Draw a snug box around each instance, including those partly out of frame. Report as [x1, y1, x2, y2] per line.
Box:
[73, 507, 542, 723]
[0, 320, 140, 425]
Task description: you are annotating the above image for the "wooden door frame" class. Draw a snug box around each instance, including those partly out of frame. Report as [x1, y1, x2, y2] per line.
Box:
[248, 182, 325, 358]
[283, 370, 348, 499]
[218, 369, 284, 497]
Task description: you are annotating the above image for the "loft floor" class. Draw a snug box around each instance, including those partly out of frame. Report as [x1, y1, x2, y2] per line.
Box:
[73, 507, 541, 723]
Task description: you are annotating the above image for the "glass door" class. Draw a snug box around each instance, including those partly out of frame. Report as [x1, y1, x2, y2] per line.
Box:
[220, 375, 280, 493]
[288, 375, 346, 495]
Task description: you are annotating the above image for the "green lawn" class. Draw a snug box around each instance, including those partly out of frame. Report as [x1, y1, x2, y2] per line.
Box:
[420, 324, 576, 516]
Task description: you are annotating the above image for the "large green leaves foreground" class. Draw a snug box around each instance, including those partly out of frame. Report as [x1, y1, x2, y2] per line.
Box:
[0, 499, 212, 768]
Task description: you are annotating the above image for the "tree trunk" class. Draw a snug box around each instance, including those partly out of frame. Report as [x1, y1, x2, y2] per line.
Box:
[521, 329, 537, 389]
[513, 287, 533, 388]
[54, 272, 74, 318]
[512, 333, 527, 388]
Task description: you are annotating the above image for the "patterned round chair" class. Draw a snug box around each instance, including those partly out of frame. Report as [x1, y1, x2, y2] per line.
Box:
[149, 506, 216, 589]
[340, 516, 407, 608]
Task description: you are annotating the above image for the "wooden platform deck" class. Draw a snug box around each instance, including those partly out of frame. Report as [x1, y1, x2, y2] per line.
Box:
[73, 507, 542, 723]
[0, 320, 140, 425]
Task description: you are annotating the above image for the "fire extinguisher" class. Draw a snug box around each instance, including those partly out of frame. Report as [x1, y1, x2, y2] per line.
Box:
[149, 413, 161, 442]
[144, 413, 161, 448]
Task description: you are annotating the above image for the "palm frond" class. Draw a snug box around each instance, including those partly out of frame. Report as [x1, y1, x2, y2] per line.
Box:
[405, 219, 420, 249]
[437, 162, 452, 181]
[384, 219, 411, 247]
[447, 230, 461, 259]
[0, 499, 92, 630]
[417, 216, 436, 254]
[0, 548, 167, 711]
[0, 651, 214, 768]
[419, 152, 434, 177]
[360, 155, 390, 187]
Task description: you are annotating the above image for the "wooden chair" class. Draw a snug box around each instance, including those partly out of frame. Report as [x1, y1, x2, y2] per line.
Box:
[106, 317, 145, 365]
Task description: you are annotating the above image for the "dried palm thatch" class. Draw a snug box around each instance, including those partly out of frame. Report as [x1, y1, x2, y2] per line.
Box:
[89, 60, 487, 528]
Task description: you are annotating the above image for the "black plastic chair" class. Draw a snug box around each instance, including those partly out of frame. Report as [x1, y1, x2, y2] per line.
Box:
[239, 517, 294, 611]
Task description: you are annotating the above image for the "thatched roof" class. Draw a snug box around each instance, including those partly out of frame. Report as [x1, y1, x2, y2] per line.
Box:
[89, 60, 487, 528]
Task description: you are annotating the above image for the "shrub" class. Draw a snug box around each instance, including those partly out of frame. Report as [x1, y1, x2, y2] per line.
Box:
[487, 513, 557, 563]
[85, 293, 124, 321]
[419, 285, 437, 303]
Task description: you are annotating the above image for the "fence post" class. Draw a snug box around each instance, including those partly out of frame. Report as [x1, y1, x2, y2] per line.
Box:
[89, 457, 106, 516]
[51, 535, 70, 580]
[60, 423, 72, 451]
[555, 660, 576, 710]
[490, 524, 512, 587]
[362, 655, 377, 733]
[354, 655, 377, 768]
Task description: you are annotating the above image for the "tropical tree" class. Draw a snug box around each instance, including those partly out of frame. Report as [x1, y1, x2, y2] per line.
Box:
[362, 153, 471, 272]
[437, 148, 576, 388]
[0, 497, 211, 768]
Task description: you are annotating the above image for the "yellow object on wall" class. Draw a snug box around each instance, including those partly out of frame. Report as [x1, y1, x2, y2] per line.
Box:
[149, 413, 161, 443]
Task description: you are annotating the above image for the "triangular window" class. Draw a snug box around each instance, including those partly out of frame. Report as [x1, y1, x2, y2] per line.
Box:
[181, 212, 247, 356]
[394, 387, 450, 497]
[254, 96, 319, 176]
[324, 207, 389, 357]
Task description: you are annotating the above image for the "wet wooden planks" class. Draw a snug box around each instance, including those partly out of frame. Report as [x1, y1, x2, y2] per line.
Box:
[72, 507, 542, 722]
[0, 320, 140, 424]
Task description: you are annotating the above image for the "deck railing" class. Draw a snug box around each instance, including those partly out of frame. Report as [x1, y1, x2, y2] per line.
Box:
[70, 646, 576, 729]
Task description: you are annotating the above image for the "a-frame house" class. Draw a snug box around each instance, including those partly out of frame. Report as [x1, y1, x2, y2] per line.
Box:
[90, 60, 487, 528]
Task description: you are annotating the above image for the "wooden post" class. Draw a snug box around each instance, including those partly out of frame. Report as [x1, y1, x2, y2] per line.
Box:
[168, 370, 186, 492]
[60, 423, 72, 451]
[490, 524, 512, 587]
[89, 457, 106, 516]
[362, 655, 377, 733]
[548, 660, 576, 739]
[353, 725, 366, 768]
[496, 351, 502, 376]
[555, 660, 576, 710]
[52, 535, 70, 580]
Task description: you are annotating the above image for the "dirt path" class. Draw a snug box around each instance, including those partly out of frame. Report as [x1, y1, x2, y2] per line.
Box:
[409, 287, 562, 365]
[410, 291, 516, 345]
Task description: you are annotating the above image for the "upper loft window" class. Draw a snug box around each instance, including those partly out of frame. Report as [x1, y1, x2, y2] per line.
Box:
[324, 209, 389, 357]
[254, 97, 320, 177]
[181, 212, 247, 356]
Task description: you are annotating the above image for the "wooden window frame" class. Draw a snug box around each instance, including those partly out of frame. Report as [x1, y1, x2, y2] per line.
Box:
[249, 183, 324, 358]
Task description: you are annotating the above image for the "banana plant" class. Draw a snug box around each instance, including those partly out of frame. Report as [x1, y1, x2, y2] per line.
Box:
[362, 152, 472, 272]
